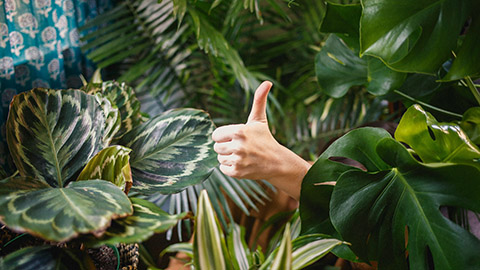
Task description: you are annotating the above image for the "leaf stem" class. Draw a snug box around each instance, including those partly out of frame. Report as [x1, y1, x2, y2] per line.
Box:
[465, 76, 480, 105]
[393, 90, 462, 119]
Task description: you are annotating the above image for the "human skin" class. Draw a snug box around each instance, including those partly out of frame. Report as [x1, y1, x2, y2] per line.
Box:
[212, 81, 312, 201]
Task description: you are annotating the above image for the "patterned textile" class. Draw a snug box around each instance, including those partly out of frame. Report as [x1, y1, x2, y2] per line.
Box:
[0, 0, 109, 171]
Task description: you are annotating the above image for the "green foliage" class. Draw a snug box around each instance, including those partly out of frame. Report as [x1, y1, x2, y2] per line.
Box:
[460, 107, 480, 144]
[301, 105, 480, 269]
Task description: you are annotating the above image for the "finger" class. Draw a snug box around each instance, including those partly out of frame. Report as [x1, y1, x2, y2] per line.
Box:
[212, 124, 245, 143]
[214, 141, 236, 155]
[219, 164, 239, 178]
[247, 81, 272, 124]
[217, 154, 235, 166]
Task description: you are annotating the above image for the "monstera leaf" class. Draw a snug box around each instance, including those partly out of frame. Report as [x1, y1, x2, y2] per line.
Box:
[87, 197, 187, 247]
[360, 0, 478, 77]
[6, 88, 105, 187]
[0, 246, 93, 270]
[459, 107, 480, 145]
[0, 178, 132, 242]
[315, 35, 405, 98]
[119, 108, 217, 195]
[77, 145, 133, 193]
[395, 104, 480, 169]
[330, 136, 480, 269]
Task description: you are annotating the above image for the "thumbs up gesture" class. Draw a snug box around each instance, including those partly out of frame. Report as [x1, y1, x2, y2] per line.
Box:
[212, 81, 311, 200]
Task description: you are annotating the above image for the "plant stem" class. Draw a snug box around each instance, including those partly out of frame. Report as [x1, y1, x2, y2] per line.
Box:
[393, 90, 462, 119]
[465, 76, 480, 105]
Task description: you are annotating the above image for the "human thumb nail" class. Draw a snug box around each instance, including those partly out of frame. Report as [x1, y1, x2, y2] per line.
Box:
[247, 81, 272, 123]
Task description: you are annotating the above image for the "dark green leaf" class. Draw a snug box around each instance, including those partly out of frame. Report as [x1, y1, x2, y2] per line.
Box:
[77, 145, 133, 193]
[0, 246, 93, 270]
[331, 137, 480, 269]
[320, 3, 361, 37]
[395, 104, 480, 168]
[6, 88, 105, 187]
[0, 178, 132, 242]
[87, 197, 186, 247]
[360, 0, 474, 74]
[120, 109, 217, 195]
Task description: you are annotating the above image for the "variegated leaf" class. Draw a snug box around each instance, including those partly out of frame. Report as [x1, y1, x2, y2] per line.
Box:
[87, 197, 187, 247]
[95, 94, 121, 147]
[0, 177, 132, 242]
[88, 81, 143, 140]
[77, 145, 133, 193]
[194, 190, 233, 270]
[120, 109, 217, 195]
[268, 223, 292, 270]
[291, 235, 345, 270]
[6, 88, 105, 187]
[0, 246, 93, 270]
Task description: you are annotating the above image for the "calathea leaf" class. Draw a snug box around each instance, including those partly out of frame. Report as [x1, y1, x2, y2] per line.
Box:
[315, 35, 405, 98]
[360, 0, 475, 75]
[0, 246, 94, 270]
[77, 145, 133, 193]
[86, 197, 187, 247]
[0, 177, 132, 242]
[395, 104, 480, 169]
[459, 107, 480, 145]
[95, 94, 121, 147]
[330, 135, 480, 269]
[119, 108, 217, 195]
[6, 88, 105, 187]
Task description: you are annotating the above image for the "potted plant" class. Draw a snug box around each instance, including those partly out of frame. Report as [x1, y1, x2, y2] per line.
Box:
[0, 80, 218, 269]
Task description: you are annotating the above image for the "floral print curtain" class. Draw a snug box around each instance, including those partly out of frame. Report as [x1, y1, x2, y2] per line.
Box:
[0, 0, 109, 171]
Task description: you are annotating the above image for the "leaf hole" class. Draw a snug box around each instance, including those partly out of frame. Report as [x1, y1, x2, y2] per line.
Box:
[425, 245, 435, 270]
[427, 126, 436, 141]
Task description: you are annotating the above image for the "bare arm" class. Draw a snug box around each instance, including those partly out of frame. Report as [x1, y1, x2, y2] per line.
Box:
[212, 81, 311, 201]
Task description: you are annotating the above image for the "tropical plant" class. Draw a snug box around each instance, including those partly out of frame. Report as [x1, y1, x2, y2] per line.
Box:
[300, 0, 480, 269]
[0, 80, 217, 269]
[163, 190, 346, 270]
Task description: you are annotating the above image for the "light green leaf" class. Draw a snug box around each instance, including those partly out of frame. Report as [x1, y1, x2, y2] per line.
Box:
[194, 190, 232, 270]
[0, 246, 93, 270]
[161, 243, 193, 258]
[459, 107, 480, 145]
[87, 197, 186, 247]
[395, 104, 480, 168]
[0, 177, 132, 242]
[330, 137, 480, 269]
[360, 0, 475, 75]
[172, 0, 187, 26]
[6, 88, 105, 187]
[120, 109, 217, 195]
[77, 145, 133, 193]
[262, 223, 292, 270]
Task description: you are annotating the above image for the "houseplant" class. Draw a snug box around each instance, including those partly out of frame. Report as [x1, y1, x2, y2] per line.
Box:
[0, 80, 217, 269]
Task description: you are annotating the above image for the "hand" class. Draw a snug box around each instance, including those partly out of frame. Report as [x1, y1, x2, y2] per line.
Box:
[212, 81, 311, 200]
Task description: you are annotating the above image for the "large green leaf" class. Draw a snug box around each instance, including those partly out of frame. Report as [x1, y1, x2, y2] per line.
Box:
[86, 197, 186, 247]
[0, 177, 132, 242]
[194, 190, 233, 270]
[77, 145, 133, 193]
[95, 94, 121, 147]
[459, 107, 480, 145]
[395, 104, 480, 168]
[315, 35, 405, 98]
[360, 0, 476, 76]
[0, 246, 93, 270]
[6, 88, 105, 187]
[330, 137, 480, 269]
[119, 108, 217, 195]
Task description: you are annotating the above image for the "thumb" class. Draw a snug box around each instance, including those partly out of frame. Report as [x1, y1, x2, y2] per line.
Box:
[247, 81, 272, 123]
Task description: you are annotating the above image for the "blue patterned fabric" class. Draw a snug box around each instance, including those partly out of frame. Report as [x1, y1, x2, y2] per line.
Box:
[0, 0, 109, 170]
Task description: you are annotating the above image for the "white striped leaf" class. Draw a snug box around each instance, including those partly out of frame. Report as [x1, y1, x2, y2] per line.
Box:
[120, 109, 217, 195]
[6, 88, 105, 187]
[0, 246, 92, 270]
[227, 223, 252, 270]
[77, 145, 133, 193]
[95, 94, 121, 147]
[87, 197, 187, 247]
[291, 235, 345, 270]
[0, 177, 133, 242]
[194, 190, 233, 270]
[268, 223, 292, 270]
